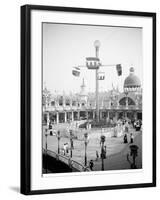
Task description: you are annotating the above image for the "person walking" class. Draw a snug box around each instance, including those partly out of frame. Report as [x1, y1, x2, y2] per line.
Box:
[89, 160, 94, 170]
[63, 143, 66, 155]
[71, 139, 74, 149]
[66, 143, 69, 154]
[123, 133, 128, 143]
[96, 150, 99, 161]
[130, 133, 134, 143]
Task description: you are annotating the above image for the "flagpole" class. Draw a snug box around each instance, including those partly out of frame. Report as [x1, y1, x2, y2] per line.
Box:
[94, 40, 101, 123]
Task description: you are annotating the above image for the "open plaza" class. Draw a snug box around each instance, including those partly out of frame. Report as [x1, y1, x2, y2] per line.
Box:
[43, 123, 142, 171]
[42, 65, 142, 172]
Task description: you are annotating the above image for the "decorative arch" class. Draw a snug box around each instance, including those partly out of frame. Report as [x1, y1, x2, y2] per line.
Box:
[65, 98, 70, 106]
[51, 101, 55, 106]
[119, 97, 135, 106]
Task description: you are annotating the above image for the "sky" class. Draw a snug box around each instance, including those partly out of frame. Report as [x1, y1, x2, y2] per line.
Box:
[43, 23, 142, 94]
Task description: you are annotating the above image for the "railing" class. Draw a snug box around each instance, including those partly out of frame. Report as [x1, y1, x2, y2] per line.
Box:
[43, 149, 90, 172]
[43, 105, 142, 112]
[117, 105, 142, 110]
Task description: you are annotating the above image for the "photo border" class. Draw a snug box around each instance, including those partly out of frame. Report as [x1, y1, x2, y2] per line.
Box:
[20, 4, 156, 195]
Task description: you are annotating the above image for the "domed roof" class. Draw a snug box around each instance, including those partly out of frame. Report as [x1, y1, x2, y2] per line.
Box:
[124, 67, 141, 89]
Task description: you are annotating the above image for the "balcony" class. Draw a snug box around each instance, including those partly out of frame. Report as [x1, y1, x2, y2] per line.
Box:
[43, 104, 142, 112]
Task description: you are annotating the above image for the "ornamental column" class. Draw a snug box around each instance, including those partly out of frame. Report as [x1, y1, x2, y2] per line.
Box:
[64, 112, 67, 123]
[71, 111, 74, 121]
[56, 112, 59, 124]
[107, 111, 110, 119]
[99, 111, 102, 120]
[93, 111, 95, 120]
[77, 111, 80, 120]
[86, 111, 88, 120]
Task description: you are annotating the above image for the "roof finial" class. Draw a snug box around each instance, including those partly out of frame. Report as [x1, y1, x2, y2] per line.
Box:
[130, 67, 134, 74]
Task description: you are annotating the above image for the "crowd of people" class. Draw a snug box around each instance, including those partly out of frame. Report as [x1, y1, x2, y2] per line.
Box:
[113, 118, 142, 136]
[45, 116, 142, 171]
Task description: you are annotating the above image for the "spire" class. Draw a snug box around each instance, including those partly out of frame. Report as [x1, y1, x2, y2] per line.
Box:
[81, 78, 85, 87]
[81, 78, 86, 91]
[80, 78, 87, 97]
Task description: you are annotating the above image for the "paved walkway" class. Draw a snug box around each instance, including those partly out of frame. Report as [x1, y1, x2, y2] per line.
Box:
[93, 132, 142, 171]
[43, 124, 142, 171]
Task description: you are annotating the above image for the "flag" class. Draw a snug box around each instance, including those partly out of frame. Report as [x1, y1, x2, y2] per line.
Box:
[116, 64, 122, 76]
[72, 67, 80, 77]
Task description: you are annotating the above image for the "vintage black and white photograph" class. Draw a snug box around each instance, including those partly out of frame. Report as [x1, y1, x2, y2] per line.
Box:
[42, 23, 143, 174]
[20, 5, 156, 194]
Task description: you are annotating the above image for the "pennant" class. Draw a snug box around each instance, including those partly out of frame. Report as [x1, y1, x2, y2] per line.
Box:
[116, 64, 122, 76]
[72, 67, 80, 77]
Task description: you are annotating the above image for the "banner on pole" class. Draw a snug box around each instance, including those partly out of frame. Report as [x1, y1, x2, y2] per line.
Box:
[116, 64, 122, 76]
[72, 67, 80, 77]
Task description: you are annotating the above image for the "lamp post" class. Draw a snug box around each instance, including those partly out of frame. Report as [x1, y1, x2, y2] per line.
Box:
[57, 130, 61, 154]
[45, 128, 49, 173]
[44, 128, 55, 173]
[72, 40, 123, 124]
[94, 40, 101, 123]
[43, 87, 50, 173]
[69, 130, 74, 158]
[43, 86, 51, 125]
[127, 145, 139, 169]
[100, 135, 106, 171]
[130, 145, 138, 168]
[84, 132, 89, 166]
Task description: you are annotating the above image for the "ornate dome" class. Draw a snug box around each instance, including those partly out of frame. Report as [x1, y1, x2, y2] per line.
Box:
[124, 67, 141, 90]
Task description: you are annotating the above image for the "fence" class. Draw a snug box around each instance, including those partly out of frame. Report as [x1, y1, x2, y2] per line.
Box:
[43, 149, 90, 172]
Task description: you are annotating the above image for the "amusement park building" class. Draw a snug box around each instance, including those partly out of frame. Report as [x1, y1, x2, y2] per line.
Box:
[43, 68, 142, 124]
